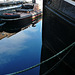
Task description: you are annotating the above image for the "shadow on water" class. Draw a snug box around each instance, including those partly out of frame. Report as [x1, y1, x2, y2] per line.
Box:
[0, 16, 42, 75]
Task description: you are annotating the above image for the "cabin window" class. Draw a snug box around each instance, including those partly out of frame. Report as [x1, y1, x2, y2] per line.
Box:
[64, 0, 75, 6]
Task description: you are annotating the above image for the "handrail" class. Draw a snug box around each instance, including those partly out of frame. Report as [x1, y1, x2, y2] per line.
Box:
[0, 5, 22, 11]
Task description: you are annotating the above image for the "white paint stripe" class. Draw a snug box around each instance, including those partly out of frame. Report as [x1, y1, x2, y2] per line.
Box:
[64, 0, 75, 6]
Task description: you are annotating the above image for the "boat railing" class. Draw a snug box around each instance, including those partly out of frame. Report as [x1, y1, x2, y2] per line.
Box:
[16, 9, 33, 13]
[0, 4, 22, 11]
[0, 1, 25, 6]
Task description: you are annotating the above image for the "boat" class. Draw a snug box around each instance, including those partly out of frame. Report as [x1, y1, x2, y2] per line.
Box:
[40, 0, 75, 75]
[0, 2, 42, 26]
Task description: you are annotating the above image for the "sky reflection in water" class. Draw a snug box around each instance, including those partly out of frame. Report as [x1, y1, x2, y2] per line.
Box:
[0, 20, 42, 75]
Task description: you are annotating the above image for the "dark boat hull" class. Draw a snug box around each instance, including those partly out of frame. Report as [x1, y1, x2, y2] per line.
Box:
[0, 11, 42, 27]
[0, 16, 42, 33]
[0, 16, 42, 40]
[4, 16, 32, 26]
[40, 0, 75, 75]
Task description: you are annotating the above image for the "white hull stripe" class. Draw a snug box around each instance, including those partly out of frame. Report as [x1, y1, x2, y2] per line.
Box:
[64, 0, 75, 6]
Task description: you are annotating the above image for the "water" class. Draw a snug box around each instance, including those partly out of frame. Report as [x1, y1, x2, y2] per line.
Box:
[0, 19, 42, 75]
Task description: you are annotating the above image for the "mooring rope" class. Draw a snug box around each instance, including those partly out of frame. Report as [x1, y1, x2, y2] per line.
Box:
[44, 39, 75, 72]
[6, 42, 75, 75]
[42, 45, 74, 75]
[0, 22, 6, 26]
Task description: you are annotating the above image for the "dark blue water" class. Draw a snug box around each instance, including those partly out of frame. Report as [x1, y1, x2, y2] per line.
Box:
[0, 20, 42, 75]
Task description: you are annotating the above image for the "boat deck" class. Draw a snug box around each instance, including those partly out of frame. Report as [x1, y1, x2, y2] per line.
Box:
[0, 3, 42, 22]
[17, 9, 41, 18]
[16, 12, 31, 17]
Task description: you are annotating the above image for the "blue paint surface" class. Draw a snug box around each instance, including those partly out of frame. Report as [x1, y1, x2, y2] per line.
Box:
[0, 20, 42, 75]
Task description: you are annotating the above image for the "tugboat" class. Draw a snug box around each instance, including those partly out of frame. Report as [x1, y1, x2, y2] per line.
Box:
[0, 0, 42, 26]
[40, 0, 75, 75]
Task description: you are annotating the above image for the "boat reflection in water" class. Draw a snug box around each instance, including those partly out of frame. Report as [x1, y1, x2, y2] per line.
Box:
[0, 16, 42, 75]
[0, 16, 42, 39]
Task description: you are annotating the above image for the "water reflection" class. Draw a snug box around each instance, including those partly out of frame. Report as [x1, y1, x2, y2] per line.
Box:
[0, 17, 42, 75]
